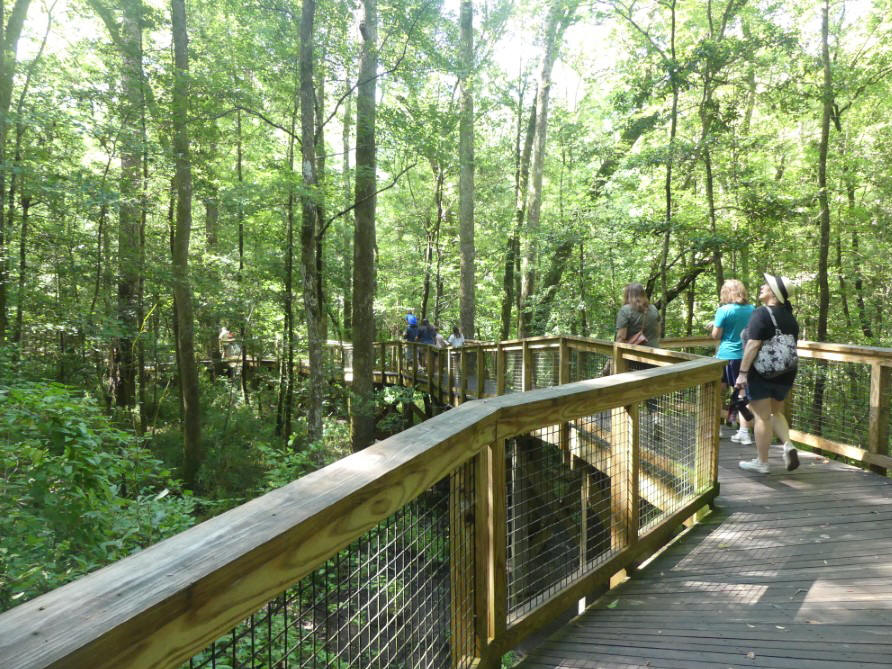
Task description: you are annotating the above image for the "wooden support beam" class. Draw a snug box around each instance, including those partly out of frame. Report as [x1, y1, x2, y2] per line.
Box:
[868, 362, 891, 475]
[476, 346, 485, 399]
[522, 340, 532, 391]
[496, 343, 506, 396]
[460, 348, 469, 404]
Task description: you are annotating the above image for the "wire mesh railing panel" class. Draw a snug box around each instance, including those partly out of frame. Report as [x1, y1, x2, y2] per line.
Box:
[573, 411, 627, 569]
[482, 350, 497, 394]
[186, 460, 477, 669]
[569, 349, 610, 382]
[637, 383, 712, 534]
[531, 350, 558, 389]
[505, 420, 627, 621]
[790, 357, 871, 449]
[504, 350, 523, 393]
[465, 350, 478, 393]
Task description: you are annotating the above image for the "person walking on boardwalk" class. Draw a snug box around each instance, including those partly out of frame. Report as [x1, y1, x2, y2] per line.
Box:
[711, 279, 755, 444]
[615, 282, 661, 347]
[448, 325, 464, 348]
[735, 274, 800, 474]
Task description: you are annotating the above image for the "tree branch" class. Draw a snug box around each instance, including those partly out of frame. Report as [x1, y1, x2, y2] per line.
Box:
[318, 162, 417, 238]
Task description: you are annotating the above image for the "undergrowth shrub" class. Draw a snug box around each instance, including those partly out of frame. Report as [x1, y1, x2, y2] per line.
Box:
[0, 381, 194, 611]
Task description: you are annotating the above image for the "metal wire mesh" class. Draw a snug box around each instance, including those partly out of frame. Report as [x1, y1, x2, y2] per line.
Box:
[505, 420, 626, 621]
[504, 350, 523, 393]
[790, 357, 871, 448]
[482, 349, 497, 395]
[187, 461, 477, 669]
[531, 350, 558, 389]
[569, 349, 610, 382]
[638, 383, 714, 533]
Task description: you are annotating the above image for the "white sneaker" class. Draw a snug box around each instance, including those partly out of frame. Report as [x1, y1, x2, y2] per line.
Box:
[783, 444, 800, 471]
[730, 431, 753, 445]
[739, 458, 769, 474]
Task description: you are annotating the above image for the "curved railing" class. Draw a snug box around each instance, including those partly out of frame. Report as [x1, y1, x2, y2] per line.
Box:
[0, 337, 724, 669]
[5, 334, 890, 668]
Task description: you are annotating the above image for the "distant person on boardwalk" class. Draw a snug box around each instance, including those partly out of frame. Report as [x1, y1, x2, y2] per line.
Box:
[434, 327, 448, 349]
[417, 318, 436, 346]
[736, 274, 800, 474]
[711, 279, 755, 444]
[615, 282, 661, 348]
[403, 314, 419, 342]
[448, 326, 464, 348]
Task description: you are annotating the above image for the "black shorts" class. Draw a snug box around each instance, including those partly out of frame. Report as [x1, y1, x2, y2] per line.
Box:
[745, 373, 792, 402]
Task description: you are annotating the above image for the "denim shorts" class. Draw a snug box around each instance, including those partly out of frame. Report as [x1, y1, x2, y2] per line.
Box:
[746, 373, 792, 402]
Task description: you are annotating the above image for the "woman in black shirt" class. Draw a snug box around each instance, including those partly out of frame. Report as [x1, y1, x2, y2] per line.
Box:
[735, 273, 800, 474]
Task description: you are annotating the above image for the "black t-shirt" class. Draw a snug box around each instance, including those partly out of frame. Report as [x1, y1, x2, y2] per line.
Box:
[744, 305, 800, 384]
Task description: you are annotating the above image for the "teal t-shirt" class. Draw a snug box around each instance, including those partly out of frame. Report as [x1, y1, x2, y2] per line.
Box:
[714, 303, 755, 360]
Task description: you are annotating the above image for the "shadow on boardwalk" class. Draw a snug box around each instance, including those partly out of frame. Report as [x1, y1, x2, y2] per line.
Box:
[516, 438, 892, 669]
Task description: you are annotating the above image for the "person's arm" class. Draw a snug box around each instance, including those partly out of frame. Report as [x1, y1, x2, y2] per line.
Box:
[710, 326, 723, 340]
[616, 327, 628, 342]
[734, 339, 763, 388]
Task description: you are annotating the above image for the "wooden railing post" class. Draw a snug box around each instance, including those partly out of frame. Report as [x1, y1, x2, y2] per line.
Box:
[559, 338, 570, 385]
[426, 346, 433, 395]
[496, 342, 505, 396]
[397, 341, 403, 385]
[610, 402, 639, 552]
[612, 341, 628, 375]
[476, 438, 507, 669]
[437, 346, 446, 405]
[460, 348, 469, 403]
[476, 346, 485, 398]
[868, 363, 892, 475]
[411, 342, 418, 387]
[697, 379, 722, 492]
[522, 340, 532, 391]
[559, 339, 570, 459]
[448, 350, 456, 405]
[379, 343, 386, 384]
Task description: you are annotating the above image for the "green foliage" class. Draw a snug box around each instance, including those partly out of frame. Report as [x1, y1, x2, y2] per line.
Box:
[0, 381, 195, 611]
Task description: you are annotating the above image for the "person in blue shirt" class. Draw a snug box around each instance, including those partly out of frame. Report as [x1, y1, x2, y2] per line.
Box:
[710, 279, 755, 444]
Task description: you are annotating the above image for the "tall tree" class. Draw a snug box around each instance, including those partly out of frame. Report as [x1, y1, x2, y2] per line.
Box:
[519, 0, 576, 337]
[351, 0, 378, 452]
[300, 0, 324, 442]
[458, 0, 475, 339]
[816, 0, 831, 342]
[0, 0, 33, 340]
[88, 0, 146, 407]
[170, 0, 201, 486]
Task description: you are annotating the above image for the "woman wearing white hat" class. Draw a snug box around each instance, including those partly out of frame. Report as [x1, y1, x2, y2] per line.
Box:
[734, 273, 800, 474]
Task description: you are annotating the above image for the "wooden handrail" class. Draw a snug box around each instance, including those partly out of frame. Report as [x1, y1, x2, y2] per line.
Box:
[8, 332, 892, 669]
[0, 341, 723, 669]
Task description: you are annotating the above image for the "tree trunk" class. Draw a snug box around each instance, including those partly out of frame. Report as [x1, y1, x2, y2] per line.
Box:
[341, 84, 353, 339]
[519, 0, 575, 337]
[0, 0, 32, 341]
[171, 0, 202, 487]
[816, 0, 831, 342]
[236, 110, 251, 406]
[659, 0, 678, 335]
[458, 0, 475, 339]
[351, 0, 378, 452]
[300, 0, 324, 443]
[500, 80, 534, 340]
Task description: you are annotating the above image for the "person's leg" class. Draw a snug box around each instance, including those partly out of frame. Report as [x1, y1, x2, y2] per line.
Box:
[748, 398, 773, 463]
[770, 399, 789, 443]
[771, 396, 799, 471]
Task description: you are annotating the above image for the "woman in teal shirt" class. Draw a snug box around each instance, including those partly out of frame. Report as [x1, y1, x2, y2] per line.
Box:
[711, 279, 755, 443]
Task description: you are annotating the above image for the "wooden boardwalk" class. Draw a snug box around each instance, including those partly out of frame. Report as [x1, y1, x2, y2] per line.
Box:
[516, 437, 892, 669]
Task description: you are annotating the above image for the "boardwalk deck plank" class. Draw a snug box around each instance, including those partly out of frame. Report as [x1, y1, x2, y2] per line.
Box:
[515, 441, 892, 668]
